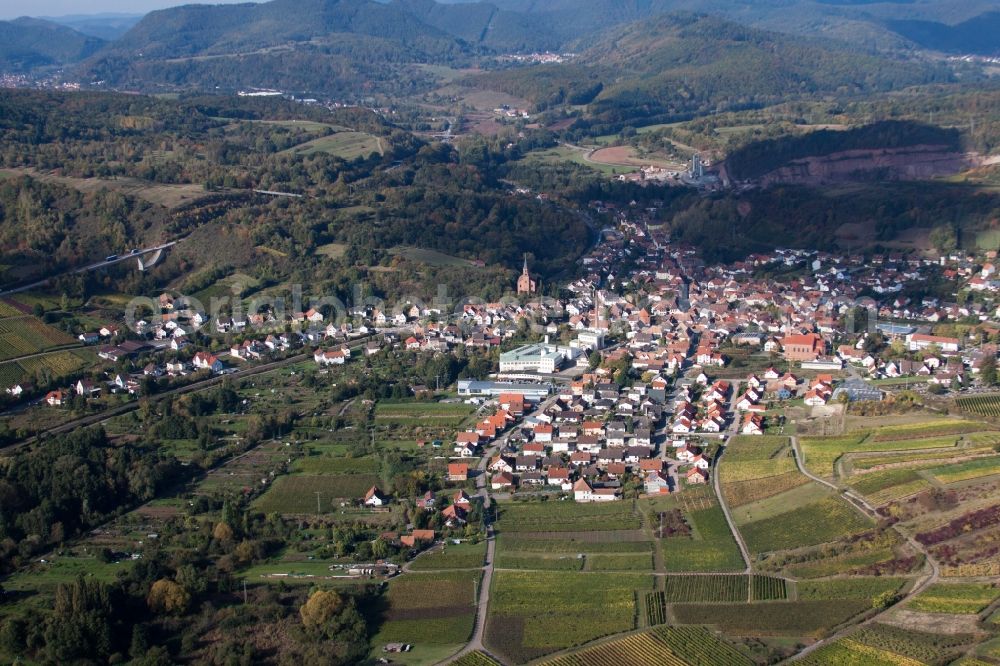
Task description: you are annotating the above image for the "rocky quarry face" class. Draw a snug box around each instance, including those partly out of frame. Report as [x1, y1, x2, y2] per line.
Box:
[753, 145, 978, 187]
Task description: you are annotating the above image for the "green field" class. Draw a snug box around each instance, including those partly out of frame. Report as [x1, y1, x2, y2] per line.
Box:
[796, 577, 907, 600]
[253, 474, 382, 513]
[498, 501, 642, 533]
[738, 493, 873, 555]
[929, 457, 1000, 485]
[540, 626, 753, 666]
[371, 570, 479, 652]
[409, 541, 486, 571]
[651, 492, 746, 573]
[799, 425, 976, 479]
[797, 639, 925, 666]
[374, 401, 475, 426]
[852, 623, 977, 664]
[522, 145, 622, 176]
[907, 582, 1000, 614]
[663, 575, 749, 603]
[486, 570, 654, 663]
[0, 316, 75, 361]
[283, 131, 383, 159]
[671, 600, 869, 637]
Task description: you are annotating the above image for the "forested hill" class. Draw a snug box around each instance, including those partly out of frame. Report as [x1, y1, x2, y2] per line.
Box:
[723, 120, 964, 182]
[0, 18, 105, 73]
[99, 0, 459, 60]
[467, 13, 955, 134]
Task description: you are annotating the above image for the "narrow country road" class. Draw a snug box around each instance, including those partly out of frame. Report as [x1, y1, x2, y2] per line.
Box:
[442, 395, 559, 665]
[783, 437, 941, 662]
[713, 381, 753, 573]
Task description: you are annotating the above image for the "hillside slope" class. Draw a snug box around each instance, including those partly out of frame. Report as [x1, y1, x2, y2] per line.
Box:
[468, 13, 955, 131]
[0, 18, 105, 73]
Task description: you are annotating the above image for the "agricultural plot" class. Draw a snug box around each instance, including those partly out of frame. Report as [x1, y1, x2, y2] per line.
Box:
[784, 545, 908, 579]
[450, 653, 501, 666]
[371, 571, 478, 648]
[374, 401, 475, 427]
[751, 575, 788, 601]
[848, 468, 934, 505]
[958, 394, 1000, 417]
[907, 582, 1000, 614]
[796, 577, 907, 601]
[671, 600, 869, 637]
[282, 131, 383, 159]
[643, 592, 667, 626]
[500, 536, 652, 553]
[738, 493, 873, 555]
[648, 489, 745, 572]
[929, 457, 1000, 485]
[663, 575, 749, 603]
[0, 316, 74, 361]
[869, 420, 985, 441]
[409, 541, 486, 571]
[585, 553, 653, 571]
[497, 501, 642, 533]
[651, 626, 754, 666]
[852, 623, 978, 664]
[796, 639, 924, 666]
[540, 631, 687, 666]
[496, 552, 583, 571]
[799, 425, 980, 479]
[485, 570, 653, 663]
[253, 473, 382, 513]
[292, 454, 379, 475]
[720, 435, 809, 508]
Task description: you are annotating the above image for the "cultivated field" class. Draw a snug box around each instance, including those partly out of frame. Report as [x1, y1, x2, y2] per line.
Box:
[485, 570, 654, 663]
[671, 600, 869, 637]
[282, 131, 383, 159]
[371, 570, 479, 659]
[0, 316, 75, 361]
[253, 473, 382, 513]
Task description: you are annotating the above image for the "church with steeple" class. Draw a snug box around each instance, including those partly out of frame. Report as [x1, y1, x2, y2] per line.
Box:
[517, 255, 537, 295]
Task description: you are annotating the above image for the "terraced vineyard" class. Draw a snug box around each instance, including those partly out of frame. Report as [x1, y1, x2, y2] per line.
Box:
[751, 575, 787, 601]
[652, 626, 754, 665]
[643, 592, 666, 626]
[0, 350, 89, 389]
[663, 575, 748, 603]
[796, 638, 924, 665]
[957, 394, 1000, 417]
[540, 632, 687, 666]
[0, 316, 74, 362]
[540, 626, 752, 666]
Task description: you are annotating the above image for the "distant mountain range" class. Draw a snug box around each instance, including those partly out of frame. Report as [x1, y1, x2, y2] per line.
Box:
[0, 17, 105, 73]
[0, 0, 996, 96]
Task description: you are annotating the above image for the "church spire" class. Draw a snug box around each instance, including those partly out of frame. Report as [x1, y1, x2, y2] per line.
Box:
[523, 253, 529, 275]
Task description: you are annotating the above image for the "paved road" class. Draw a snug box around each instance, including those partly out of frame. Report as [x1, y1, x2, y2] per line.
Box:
[712, 381, 753, 573]
[443, 396, 558, 665]
[0, 241, 180, 297]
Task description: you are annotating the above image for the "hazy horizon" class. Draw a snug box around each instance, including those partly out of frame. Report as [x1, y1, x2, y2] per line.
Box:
[0, 0, 254, 21]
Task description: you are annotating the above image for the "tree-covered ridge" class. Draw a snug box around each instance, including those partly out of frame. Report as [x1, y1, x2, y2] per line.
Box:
[724, 120, 964, 181]
[466, 13, 957, 134]
[0, 17, 105, 73]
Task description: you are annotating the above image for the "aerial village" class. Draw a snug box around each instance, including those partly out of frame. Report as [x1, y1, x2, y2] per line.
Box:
[16, 197, 1000, 508]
